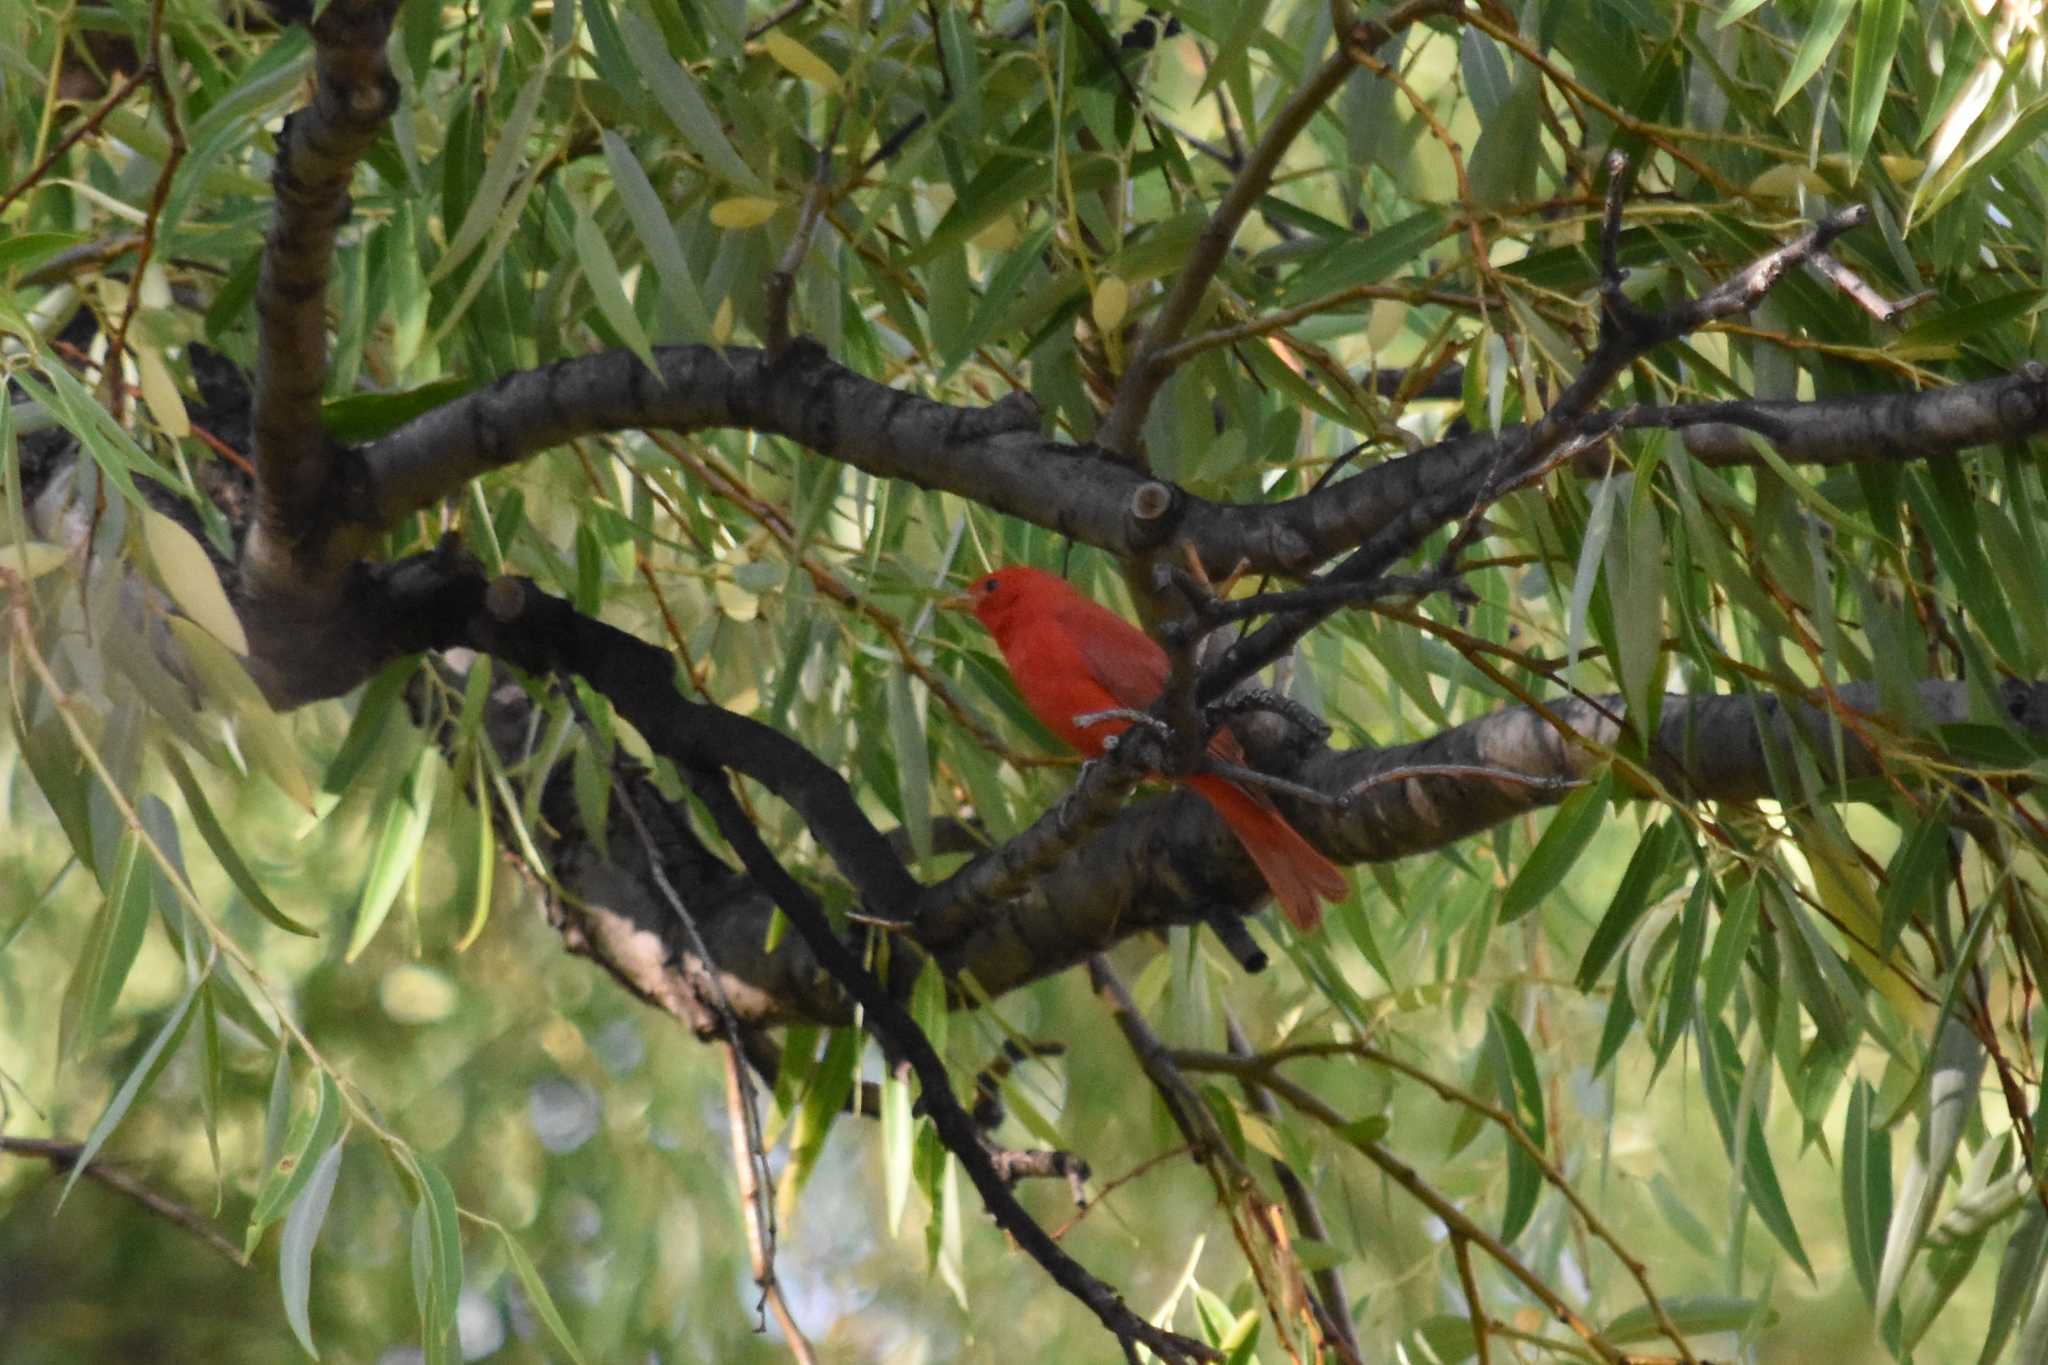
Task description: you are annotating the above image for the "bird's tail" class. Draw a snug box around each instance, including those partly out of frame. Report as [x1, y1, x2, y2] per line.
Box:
[1190, 776, 1348, 932]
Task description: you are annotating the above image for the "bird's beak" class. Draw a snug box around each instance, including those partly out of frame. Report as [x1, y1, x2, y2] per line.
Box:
[938, 592, 977, 614]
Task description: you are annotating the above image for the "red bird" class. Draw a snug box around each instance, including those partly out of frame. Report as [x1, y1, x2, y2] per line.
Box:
[951, 565, 1346, 930]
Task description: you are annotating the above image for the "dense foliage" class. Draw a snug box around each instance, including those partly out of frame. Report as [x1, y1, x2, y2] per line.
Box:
[6, 0, 2048, 1361]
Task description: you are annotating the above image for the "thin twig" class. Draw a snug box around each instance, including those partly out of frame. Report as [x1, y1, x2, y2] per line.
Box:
[0, 67, 154, 218]
[1453, 1234, 1495, 1365]
[763, 109, 844, 354]
[104, 0, 185, 424]
[1224, 1014, 1364, 1365]
[608, 768, 789, 1331]
[1173, 1041, 1699, 1365]
[1343, 762, 1589, 803]
[685, 781, 1216, 1363]
[1090, 958, 1307, 1364]
[1094, 0, 1456, 456]
[743, 0, 813, 41]
[0, 1136, 244, 1265]
[720, 1046, 818, 1362]
[1174, 1056, 1632, 1365]
[1194, 165, 1872, 703]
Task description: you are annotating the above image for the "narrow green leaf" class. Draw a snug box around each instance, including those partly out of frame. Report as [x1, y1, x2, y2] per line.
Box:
[321, 378, 477, 444]
[1698, 1014, 1814, 1279]
[498, 1230, 591, 1365]
[1877, 1015, 1985, 1314]
[347, 743, 438, 961]
[428, 67, 547, 286]
[1846, 0, 1904, 173]
[1277, 209, 1447, 307]
[1979, 1203, 2048, 1365]
[1604, 1295, 1771, 1343]
[1578, 820, 1681, 989]
[280, 1138, 345, 1359]
[1880, 815, 1950, 953]
[321, 661, 411, 798]
[60, 831, 154, 1060]
[1488, 1006, 1545, 1243]
[1774, 0, 1855, 112]
[617, 9, 763, 191]
[248, 1073, 344, 1256]
[886, 667, 932, 862]
[600, 130, 715, 342]
[1656, 878, 1712, 1072]
[882, 1066, 914, 1236]
[1699, 877, 1759, 1020]
[453, 762, 497, 951]
[572, 206, 659, 374]
[781, 1027, 859, 1218]
[1499, 774, 1610, 923]
[1843, 1078, 1891, 1306]
[59, 982, 200, 1210]
[416, 1159, 463, 1363]
[162, 746, 317, 936]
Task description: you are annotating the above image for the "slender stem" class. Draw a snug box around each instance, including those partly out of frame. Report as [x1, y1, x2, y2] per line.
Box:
[1224, 1014, 1364, 1365]
[0, 1136, 244, 1265]
[1174, 1042, 1698, 1365]
[1095, 0, 1455, 455]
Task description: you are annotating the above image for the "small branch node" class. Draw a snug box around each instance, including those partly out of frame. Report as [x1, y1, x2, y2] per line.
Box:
[483, 576, 525, 621]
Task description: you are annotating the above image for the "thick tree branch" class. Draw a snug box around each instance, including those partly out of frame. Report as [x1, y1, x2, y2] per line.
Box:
[344, 340, 2048, 672]
[359, 546, 2048, 1025]
[246, 0, 400, 589]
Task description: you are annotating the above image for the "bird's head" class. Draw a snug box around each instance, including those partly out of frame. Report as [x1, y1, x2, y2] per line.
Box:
[942, 565, 1058, 634]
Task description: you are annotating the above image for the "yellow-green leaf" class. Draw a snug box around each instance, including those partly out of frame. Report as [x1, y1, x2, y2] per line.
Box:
[759, 30, 839, 90]
[144, 509, 249, 654]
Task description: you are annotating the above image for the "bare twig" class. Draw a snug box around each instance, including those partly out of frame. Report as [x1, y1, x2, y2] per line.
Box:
[1091, 958, 1308, 1363]
[743, 0, 813, 42]
[1453, 1234, 1494, 1365]
[0, 68, 153, 218]
[1170, 1054, 1632, 1365]
[763, 109, 843, 354]
[0, 1136, 244, 1265]
[103, 0, 185, 424]
[1342, 762, 1588, 803]
[721, 1046, 817, 1362]
[1194, 166, 1873, 701]
[610, 774, 792, 1341]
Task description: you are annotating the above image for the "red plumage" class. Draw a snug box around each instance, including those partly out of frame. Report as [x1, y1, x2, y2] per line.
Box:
[959, 565, 1346, 930]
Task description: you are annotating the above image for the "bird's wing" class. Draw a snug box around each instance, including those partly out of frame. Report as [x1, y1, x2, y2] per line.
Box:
[1058, 594, 1171, 707]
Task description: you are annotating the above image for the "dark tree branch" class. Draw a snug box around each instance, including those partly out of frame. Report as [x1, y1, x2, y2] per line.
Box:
[365, 548, 2048, 1027]
[686, 774, 1215, 1364]
[246, 0, 400, 589]
[1193, 192, 1879, 702]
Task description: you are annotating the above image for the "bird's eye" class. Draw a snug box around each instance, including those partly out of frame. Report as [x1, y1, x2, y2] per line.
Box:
[980, 577, 998, 593]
